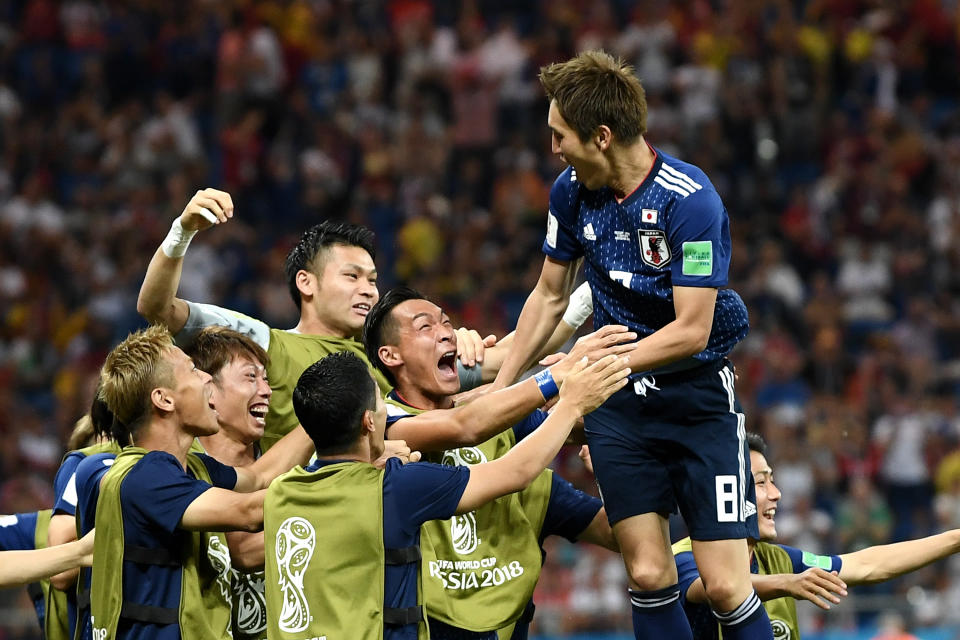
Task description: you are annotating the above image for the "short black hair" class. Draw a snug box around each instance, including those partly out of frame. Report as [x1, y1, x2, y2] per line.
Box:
[91, 384, 131, 446]
[362, 286, 429, 387]
[293, 351, 378, 456]
[284, 221, 376, 310]
[746, 432, 767, 455]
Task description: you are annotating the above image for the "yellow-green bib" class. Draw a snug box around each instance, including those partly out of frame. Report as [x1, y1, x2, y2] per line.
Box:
[264, 462, 427, 640]
[386, 398, 553, 633]
[90, 448, 233, 639]
[261, 330, 392, 451]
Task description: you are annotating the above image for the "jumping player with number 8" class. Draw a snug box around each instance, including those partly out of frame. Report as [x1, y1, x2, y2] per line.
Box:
[492, 50, 771, 640]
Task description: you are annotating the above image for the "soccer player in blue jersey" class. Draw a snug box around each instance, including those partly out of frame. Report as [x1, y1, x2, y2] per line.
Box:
[492, 50, 769, 640]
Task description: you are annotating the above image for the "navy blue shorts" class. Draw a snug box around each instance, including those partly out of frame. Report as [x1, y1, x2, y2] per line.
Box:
[584, 359, 758, 541]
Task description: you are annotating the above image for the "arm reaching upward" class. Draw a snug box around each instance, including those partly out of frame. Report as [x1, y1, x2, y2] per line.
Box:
[137, 188, 234, 333]
[455, 355, 630, 513]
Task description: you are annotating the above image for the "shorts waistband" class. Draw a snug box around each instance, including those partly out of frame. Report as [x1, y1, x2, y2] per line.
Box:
[638, 358, 729, 386]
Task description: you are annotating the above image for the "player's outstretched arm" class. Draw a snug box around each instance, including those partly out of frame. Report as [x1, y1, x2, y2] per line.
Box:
[137, 188, 234, 333]
[838, 528, 960, 584]
[0, 529, 95, 589]
[232, 425, 314, 493]
[491, 257, 581, 389]
[455, 355, 630, 514]
[180, 487, 265, 533]
[683, 569, 847, 610]
[622, 285, 717, 373]
[386, 326, 635, 452]
[473, 281, 594, 384]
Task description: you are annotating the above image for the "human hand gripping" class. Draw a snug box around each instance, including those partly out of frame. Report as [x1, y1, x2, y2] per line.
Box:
[374, 439, 422, 468]
[455, 327, 498, 368]
[558, 355, 631, 416]
[781, 568, 847, 610]
[550, 325, 637, 383]
[179, 187, 235, 232]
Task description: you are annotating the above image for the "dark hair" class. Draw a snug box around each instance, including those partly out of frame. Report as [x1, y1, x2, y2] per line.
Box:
[293, 351, 378, 456]
[539, 49, 647, 144]
[362, 286, 428, 386]
[90, 382, 131, 446]
[746, 432, 767, 455]
[185, 326, 271, 381]
[284, 221, 376, 310]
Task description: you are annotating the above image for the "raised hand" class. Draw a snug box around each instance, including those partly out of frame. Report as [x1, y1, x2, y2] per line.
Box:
[781, 568, 848, 610]
[179, 188, 235, 231]
[551, 325, 636, 382]
[559, 355, 631, 416]
[455, 327, 498, 368]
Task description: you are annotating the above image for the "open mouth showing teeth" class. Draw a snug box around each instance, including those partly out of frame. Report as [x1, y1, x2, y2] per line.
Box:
[437, 351, 456, 375]
[763, 509, 776, 520]
[354, 303, 371, 314]
[249, 406, 268, 425]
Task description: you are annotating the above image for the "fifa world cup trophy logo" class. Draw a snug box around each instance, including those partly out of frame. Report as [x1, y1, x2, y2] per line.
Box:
[275, 517, 316, 633]
[441, 447, 487, 555]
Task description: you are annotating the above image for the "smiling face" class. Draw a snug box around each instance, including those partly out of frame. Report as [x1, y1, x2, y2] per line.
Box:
[303, 244, 379, 338]
[165, 346, 220, 437]
[383, 299, 460, 403]
[548, 99, 607, 190]
[209, 354, 271, 445]
[752, 449, 781, 542]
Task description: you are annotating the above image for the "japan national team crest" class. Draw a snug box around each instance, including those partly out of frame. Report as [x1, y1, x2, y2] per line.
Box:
[638, 229, 671, 268]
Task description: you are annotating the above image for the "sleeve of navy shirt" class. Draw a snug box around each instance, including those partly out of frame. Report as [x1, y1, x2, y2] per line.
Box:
[778, 544, 843, 575]
[674, 550, 701, 606]
[120, 452, 217, 535]
[666, 187, 731, 288]
[511, 409, 549, 442]
[195, 452, 239, 490]
[386, 458, 471, 533]
[75, 454, 116, 535]
[540, 473, 602, 544]
[0, 512, 39, 550]
[52, 452, 84, 516]
[542, 167, 584, 261]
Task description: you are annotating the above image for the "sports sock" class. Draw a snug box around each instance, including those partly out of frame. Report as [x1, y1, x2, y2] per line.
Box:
[628, 585, 693, 640]
[712, 590, 773, 640]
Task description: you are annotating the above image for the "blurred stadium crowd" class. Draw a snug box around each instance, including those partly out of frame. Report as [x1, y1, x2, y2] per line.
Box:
[0, 0, 959, 636]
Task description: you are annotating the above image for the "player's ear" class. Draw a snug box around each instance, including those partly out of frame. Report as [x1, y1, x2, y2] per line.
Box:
[595, 125, 612, 151]
[377, 345, 403, 369]
[295, 269, 316, 298]
[150, 386, 174, 413]
[362, 408, 376, 434]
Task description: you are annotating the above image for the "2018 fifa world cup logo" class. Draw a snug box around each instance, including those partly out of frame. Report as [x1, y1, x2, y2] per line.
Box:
[441, 447, 487, 555]
[275, 517, 316, 633]
[207, 536, 233, 603]
[232, 569, 267, 635]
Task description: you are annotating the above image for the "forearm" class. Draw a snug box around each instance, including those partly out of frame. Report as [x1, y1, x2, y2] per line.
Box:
[840, 529, 960, 584]
[242, 426, 313, 491]
[0, 542, 89, 588]
[137, 247, 188, 332]
[497, 400, 581, 488]
[47, 513, 79, 590]
[751, 574, 793, 601]
[226, 530, 265, 570]
[479, 318, 578, 384]
[453, 377, 552, 446]
[624, 320, 710, 373]
[493, 289, 569, 388]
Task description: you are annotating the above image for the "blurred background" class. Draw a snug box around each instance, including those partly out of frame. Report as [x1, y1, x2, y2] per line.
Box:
[0, 0, 958, 638]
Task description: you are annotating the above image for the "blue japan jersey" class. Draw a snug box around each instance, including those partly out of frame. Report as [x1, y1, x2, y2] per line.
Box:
[117, 451, 237, 640]
[543, 149, 749, 363]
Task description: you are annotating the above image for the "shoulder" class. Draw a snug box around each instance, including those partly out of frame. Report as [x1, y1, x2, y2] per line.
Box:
[76, 453, 115, 482]
[549, 166, 584, 211]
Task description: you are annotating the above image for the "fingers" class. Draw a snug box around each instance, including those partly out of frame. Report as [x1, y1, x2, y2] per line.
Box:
[538, 352, 566, 367]
[482, 334, 497, 347]
[408, 451, 422, 463]
[198, 207, 218, 225]
[455, 328, 484, 367]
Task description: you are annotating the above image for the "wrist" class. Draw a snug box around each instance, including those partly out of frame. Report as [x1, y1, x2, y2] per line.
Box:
[160, 217, 198, 258]
[534, 368, 559, 401]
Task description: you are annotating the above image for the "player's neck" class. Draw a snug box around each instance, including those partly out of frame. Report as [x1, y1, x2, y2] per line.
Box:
[134, 419, 196, 468]
[394, 380, 454, 411]
[294, 313, 355, 339]
[607, 137, 656, 201]
[198, 431, 257, 467]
